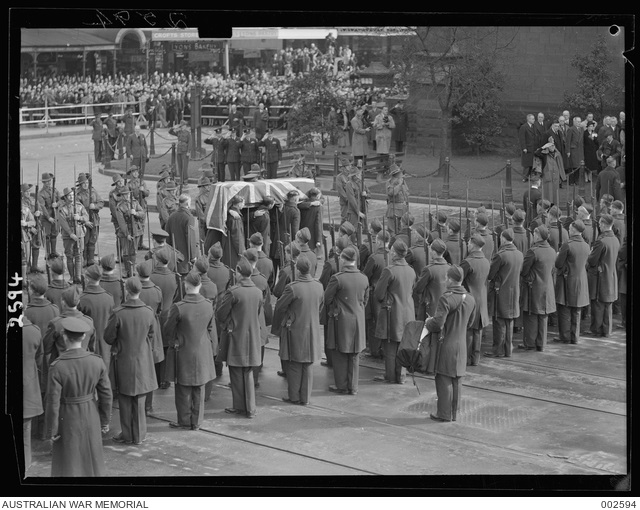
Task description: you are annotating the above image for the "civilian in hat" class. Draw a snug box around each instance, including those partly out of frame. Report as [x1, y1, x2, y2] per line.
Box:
[242, 248, 273, 388]
[224, 128, 242, 181]
[552, 220, 590, 346]
[249, 233, 274, 289]
[57, 186, 89, 284]
[149, 247, 179, 390]
[610, 200, 626, 246]
[45, 316, 112, 477]
[43, 256, 70, 315]
[135, 259, 165, 415]
[584, 214, 620, 338]
[461, 235, 490, 366]
[426, 265, 476, 422]
[295, 227, 318, 278]
[484, 228, 523, 358]
[336, 156, 354, 223]
[22, 316, 43, 472]
[113, 185, 144, 278]
[385, 164, 409, 235]
[247, 196, 273, 265]
[146, 228, 185, 273]
[272, 255, 324, 405]
[75, 173, 104, 267]
[217, 257, 263, 418]
[373, 240, 416, 384]
[240, 128, 259, 177]
[518, 224, 556, 352]
[204, 127, 227, 182]
[260, 128, 283, 179]
[164, 272, 216, 430]
[43, 285, 96, 365]
[195, 176, 212, 244]
[351, 107, 370, 166]
[323, 246, 369, 395]
[36, 171, 61, 258]
[373, 105, 396, 176]
[98, 253, 124, 306]
[511, 209, 531, 255]
[414, 238, 450, 322]
[125, 125, 148, 178]
[166, 194, 198, 276]
[25, 275, 60, 439]
[77, 264, 115, 374]
[126, 166, 149, 251]
[105, 276, 158, 445]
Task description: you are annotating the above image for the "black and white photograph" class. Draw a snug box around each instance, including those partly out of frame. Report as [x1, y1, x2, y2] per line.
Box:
[5, 9, 635, 496]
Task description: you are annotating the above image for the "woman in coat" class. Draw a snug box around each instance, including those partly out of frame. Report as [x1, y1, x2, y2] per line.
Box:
[272, 256, 324, 405]
[426, 265, 476, 422]
[583, 121, 599, 181]
[350, 108, 370, 161]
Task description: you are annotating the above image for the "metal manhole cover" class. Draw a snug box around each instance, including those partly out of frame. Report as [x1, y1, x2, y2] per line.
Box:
[405, 397, 538, 432]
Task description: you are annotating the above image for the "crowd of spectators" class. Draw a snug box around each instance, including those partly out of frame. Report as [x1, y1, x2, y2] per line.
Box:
[19, 38, 408, 128]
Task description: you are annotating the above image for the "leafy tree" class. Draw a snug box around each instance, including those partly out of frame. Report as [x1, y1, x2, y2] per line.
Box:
[563, 35, 624, 119]
[282, 67, 342, 149]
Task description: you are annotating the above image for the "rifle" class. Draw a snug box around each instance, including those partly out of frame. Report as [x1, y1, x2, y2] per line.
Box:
[128, 190, 138, 277]
[382, 216, 388, 267]
[172, 231, 184, 300]
[423, 210, 429, 265]
[34, 164, 49, 283]
[52, 156, 58, 224]
[116, 237, 126, 297]
[289, 225, 296, 282]
[428, 184, 432, 235]
[275, 203, 284, 269]
[491, 200, 498, 255]
[322, 230, 329, 261]
[459, 205, 464, 261]
[435, 194, 440, 239]
[465, 183, 471, 244]
[356, 218, 363, 251]
[332, 220, 340, 273]
[73, 166, 84, 288]
[500, 180, 507, 228]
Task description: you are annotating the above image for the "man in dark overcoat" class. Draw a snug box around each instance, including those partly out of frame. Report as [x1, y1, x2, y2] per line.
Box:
[149, 247, 179, 389]
[553, 220, 590, 345]
[373, 240, 416, 384]
[518, 114, 536, 180]
[249, 198, 274, 264]
[204, 127, 227, 182]
[585, 214, 620, 338]
[249, 233, 274, 289]
[22, 316, 43, 470]
[164, 272, 216, 430]
[511, 210, 531, 255]
[272, 256, 324, 405]
[125, 125, 148, 176]
[217, 257, 263, 418]
[298, 188, 323, 259]
[362, 230, 389, 360]
[44, 257, 70, 311]
[224, 130, 242, 181]
[566, 116, 585, 175]
[414, 238, 450, 322]
[166, 194, 198, 276]
[45, 317, 111, 476]
[145, 228, 185, 273]
[444, 219, 463, 265]
[460, 235, 490, 366]
[519, 225, 556, 352]
[77, 264, 115, 372]
[98, 253, 123, 306]
[595, 157, 623, 202]
[522, 174, 542, 222]
[261, 129, 282, 179]
[218, 195, 246, 269]
[104, 277, 157, 445]
[322, 246, 369, 395]
[295, 227, 318, 278]
[240, 128, 260, 177]
[484, 229, 523, 358]
[425, 265, 476, 422]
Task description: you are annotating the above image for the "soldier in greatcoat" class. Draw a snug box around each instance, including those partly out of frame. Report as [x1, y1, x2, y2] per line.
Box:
[195, 176, 212, 249]
[336, 157, 353, 223]
[295, 227, 318, 278]
[98, 253, 124, 306]
[22, 316, 43, 471]
[77, 264, 115, 372]
[204, 127, 227, 182]
[260, 128, 283, 179]
[45, 317, 112, 477]
[166, 194, 198, 276]
[460, 235, 490, 366]
[373, 240, 416, 384]
[552, 220, 590, 345]
[45, 257, 70, 311]
[135, 260, 165, 415]
[272, 256, 324, 405]
[146, 228, 185, 273]
[484, 229, 523, 358]
[218, 194, 246, 269]
[317, 239, 345, 369]
[217, 257, 263, 418]
[249, 198, 274, 262]
[149, 247, 179, 389]
[414, 238, 450, 322]
[37, 172, 61, 256]
[425, 265, 476, 422]
[104, 277, 157, 445]
[406, 226, 428, 282]
[444, 219, 463, 265]
[240, 128, 260, 177]
[224, 130, 242, 181]
[518, 225, 557, 352]
[249, 233, 274, 289]
[164, 272, 216, 430]
[43, 285, 96, 365]
[298, 188, 324, 259]
[546, 206, 569, 253]
[585, 214, 620, 338]
[511, 209, 531, 255]
[472, 213, 494, 261]
[322, 246, 369, 395]
[157, 179, 178, 231]
[385, 166, 409, 235]
[362, 230, 389, 360]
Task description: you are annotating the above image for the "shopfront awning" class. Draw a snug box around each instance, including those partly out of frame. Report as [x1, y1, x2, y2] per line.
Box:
[21, 28, 116, 52]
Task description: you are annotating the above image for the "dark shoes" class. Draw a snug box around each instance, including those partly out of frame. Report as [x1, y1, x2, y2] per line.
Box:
[277, 370, 287, 378]
[320, 361, 332, 368]
[159, 382, 171, 389]
[112, 434, 132, 444]
[246, 412, 256, 419]
[430, 413, 450, 422]
[282, 397, 300, 404]
[224, 408, 242, 415]
[552, 338, 569, 344]
[483, 352, 502, 358]
[348, 390, 358, 395]
[373, 375, 390, 383]
[516, 344, 535, 351]
[169, 422, 190, 430]
[328, 385, 347, 394]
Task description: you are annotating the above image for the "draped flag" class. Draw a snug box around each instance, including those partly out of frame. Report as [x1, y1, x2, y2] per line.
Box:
[204, 178, 316, 234]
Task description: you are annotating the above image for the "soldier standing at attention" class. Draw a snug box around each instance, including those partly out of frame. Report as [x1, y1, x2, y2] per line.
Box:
[127, 166, 150, 251]
[75, 173, 103, 267]
[323, 246, 369, 396]
[104, 277, 158, 445]
[45, 317, 112, 477]
[261, 128, 282, 179]
[169, 120, 193, 186]
[37, 172, 61, 262]
[217, 257, 263, 419]
[336, 156, 353, 224]
[195, 176, 212, 248]
[164, 272, 216, 430]
[240, 128, 260, 177]
[272, 256, 324, 406]
[98, 253, 124, 306]
[204, 127, 227, 182]
[373, 240, 416, 385]
[385, 165, 408, 235]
